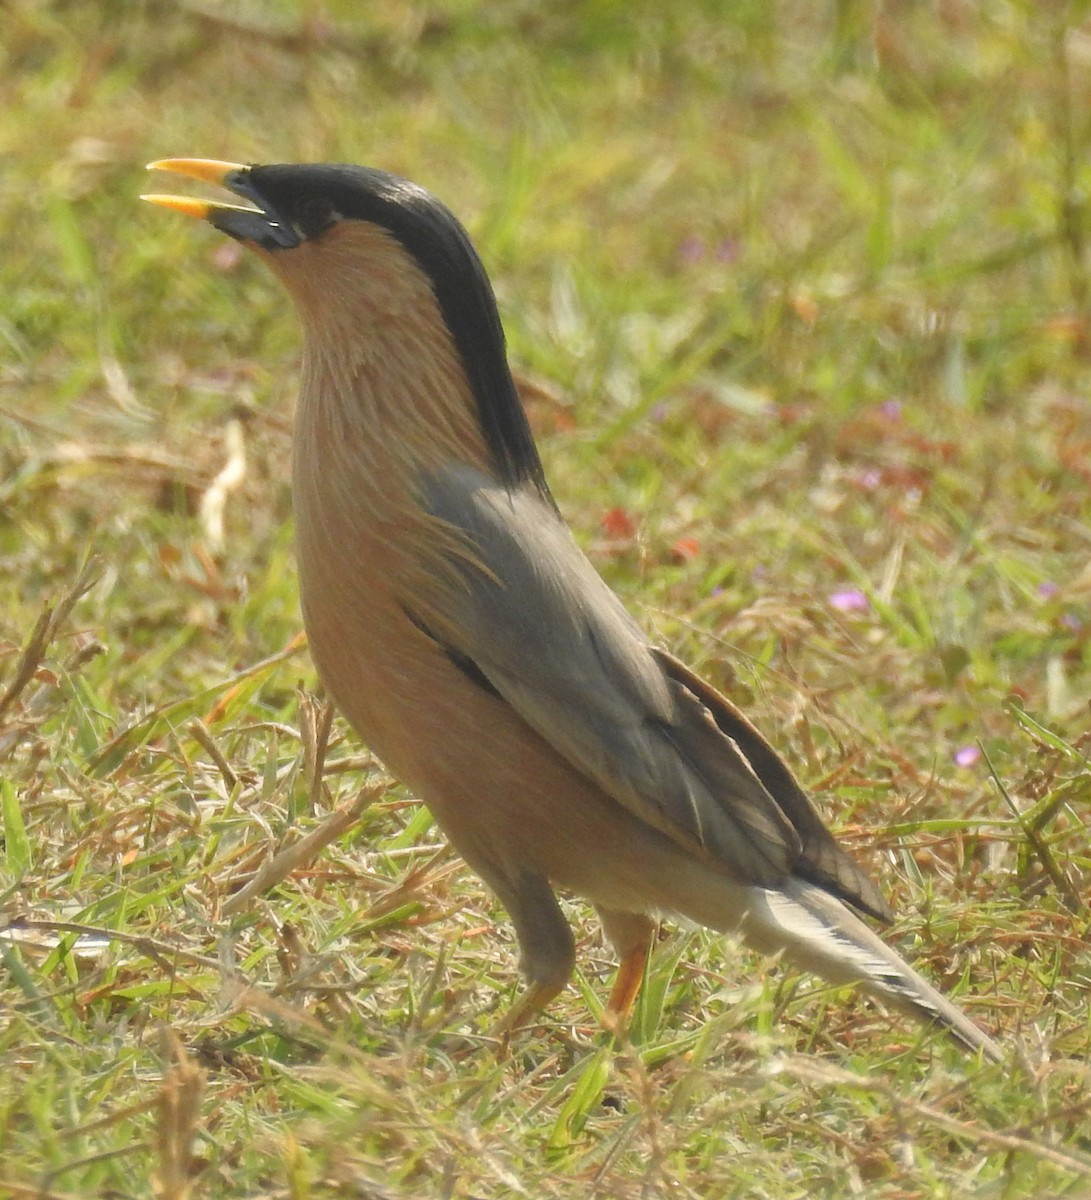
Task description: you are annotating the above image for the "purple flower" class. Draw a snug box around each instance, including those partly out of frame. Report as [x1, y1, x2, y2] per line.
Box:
[828, 589, 870, 613]
[678, 236, 706, 266]
[879, 399, 902, 421]
[954, 745, 981, 768]
[857, 467, 883, 491]
[1037, 581, 1059, 598]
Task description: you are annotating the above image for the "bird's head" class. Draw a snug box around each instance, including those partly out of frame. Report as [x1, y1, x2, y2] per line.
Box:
[144, 159, 549, 496]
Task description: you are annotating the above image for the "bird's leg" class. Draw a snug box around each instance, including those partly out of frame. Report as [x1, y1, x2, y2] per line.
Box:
[486, 871, 575, 1053]
[596, 908, 656, 1037]
[489, 979, 568, 1047]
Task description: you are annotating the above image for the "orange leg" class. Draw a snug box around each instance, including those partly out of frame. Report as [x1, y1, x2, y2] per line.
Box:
[490, 980, 567, 1055]
[596, 909, 656, 1038]
[602, 941, 649, 1036]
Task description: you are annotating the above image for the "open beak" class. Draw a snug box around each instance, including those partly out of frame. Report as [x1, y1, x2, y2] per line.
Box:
[142, 158, 301, 249]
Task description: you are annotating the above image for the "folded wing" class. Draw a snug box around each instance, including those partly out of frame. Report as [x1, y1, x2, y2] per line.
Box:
[416, 465, 890, 921]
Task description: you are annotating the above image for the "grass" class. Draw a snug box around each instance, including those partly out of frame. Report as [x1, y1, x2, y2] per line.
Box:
[2, 1, 1090, 1196]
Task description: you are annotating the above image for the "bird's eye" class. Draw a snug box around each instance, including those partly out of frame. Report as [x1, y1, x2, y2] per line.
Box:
[294, 197, 336, 239]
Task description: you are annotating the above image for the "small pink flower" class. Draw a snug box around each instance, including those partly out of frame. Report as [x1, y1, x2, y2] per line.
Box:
[828, 589, 869, 613]
[678, 236, 706, 265]
[1037, 581, 1059, 598]
[954, 745, 981, 768]
[857, 467, 883, 491]
[211, 241, 243, 272]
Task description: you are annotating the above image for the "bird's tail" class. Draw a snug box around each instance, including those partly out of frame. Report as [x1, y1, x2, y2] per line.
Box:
[740, 878, 1002, 1061]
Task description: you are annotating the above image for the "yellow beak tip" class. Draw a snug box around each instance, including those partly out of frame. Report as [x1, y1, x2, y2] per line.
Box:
[142, 160, 262, 222]
[145, 158, 248, 184]
[140, 193, 215, 220]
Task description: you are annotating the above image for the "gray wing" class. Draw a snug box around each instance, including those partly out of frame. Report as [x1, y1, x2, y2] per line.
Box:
[417, 464, 889, 917]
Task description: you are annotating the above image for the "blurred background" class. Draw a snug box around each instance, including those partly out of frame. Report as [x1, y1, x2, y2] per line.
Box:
[2, 3, 1089, 1197]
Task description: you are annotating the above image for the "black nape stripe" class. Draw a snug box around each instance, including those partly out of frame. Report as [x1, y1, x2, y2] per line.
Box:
[246, 164, 555, 506]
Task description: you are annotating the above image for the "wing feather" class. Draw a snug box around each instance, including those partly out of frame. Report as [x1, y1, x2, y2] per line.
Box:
[416, 465, 886, 915]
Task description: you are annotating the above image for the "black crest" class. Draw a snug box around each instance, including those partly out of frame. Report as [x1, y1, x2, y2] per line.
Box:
[237, 164, 553, 503]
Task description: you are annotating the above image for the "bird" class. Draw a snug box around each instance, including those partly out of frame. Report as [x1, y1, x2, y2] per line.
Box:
[142, 158, 1001, 1061]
